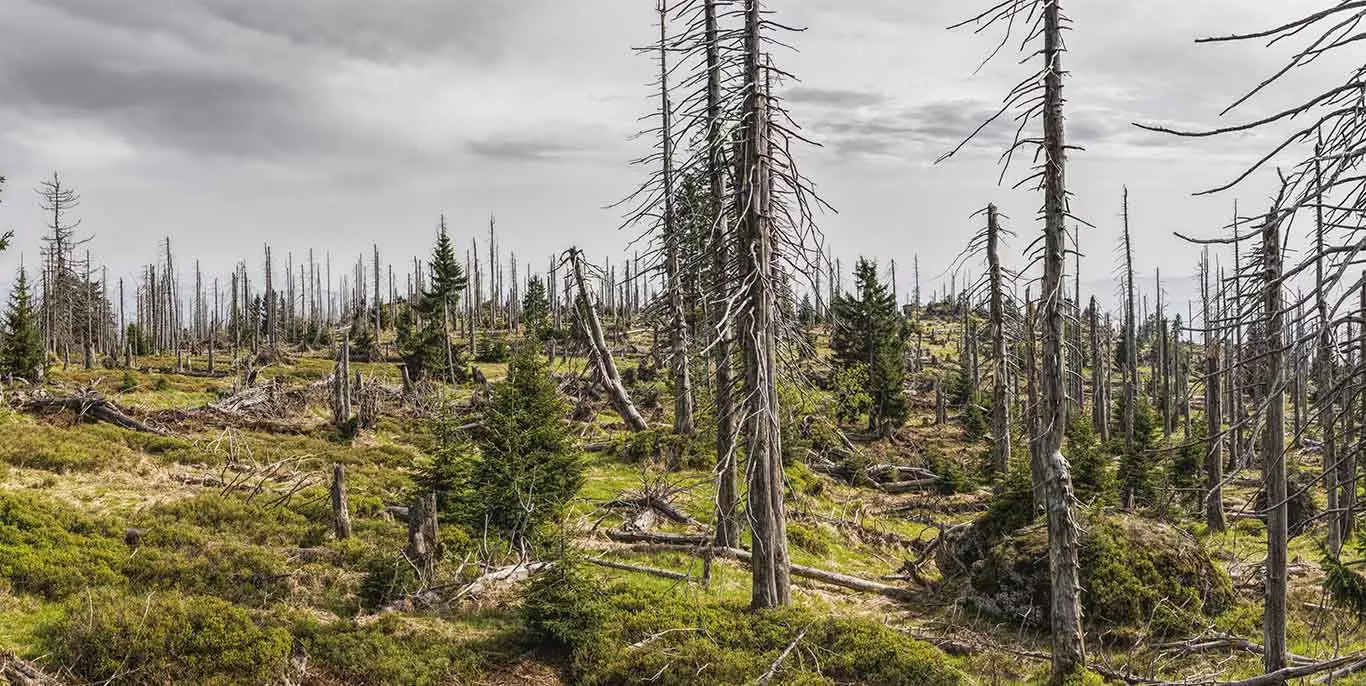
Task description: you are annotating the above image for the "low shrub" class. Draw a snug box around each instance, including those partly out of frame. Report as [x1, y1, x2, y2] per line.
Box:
[39, 590, 292, 685]
[0, 491, 123, 600]
[295, 614, 485, 686]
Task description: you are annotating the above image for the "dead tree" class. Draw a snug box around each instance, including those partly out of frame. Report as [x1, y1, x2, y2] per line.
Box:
[405, 492, 440, 584]
[951, 203, 1015, 476]
[331, 464, 352, 540]
[1201, 250, 1227, 532]
[1260, 209, 1288, 674]
[333, 334, 352, 429]
[942, 0, 1086, 678]
[703, 0, 739, 549]
[1121, 187, 1139, 450]
[567, 249, 648, 432]
[987, 207, 1011, 475]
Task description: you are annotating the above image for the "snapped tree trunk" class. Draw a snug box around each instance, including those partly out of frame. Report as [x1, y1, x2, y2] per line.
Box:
[569, 249, 648, 432]
[331, 463, 352, 540]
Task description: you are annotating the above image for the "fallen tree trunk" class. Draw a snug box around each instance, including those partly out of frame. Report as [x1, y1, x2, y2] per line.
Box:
[613, 543, 916, 600]
[606, 530, 709, 546]
[1155, 653, 1366, 686]
[584, 557, 692, 581]
[22, 393, 168, 435]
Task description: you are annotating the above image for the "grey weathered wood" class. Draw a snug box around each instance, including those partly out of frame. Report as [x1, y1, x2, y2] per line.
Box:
[987, 204, 1011, 476]
[330, 463, 352, 540]
[739, 0, 790, 610]
[1260, 208, 1287, 674]
[568, 249, 648, 433]
[705, 0, 740, 550]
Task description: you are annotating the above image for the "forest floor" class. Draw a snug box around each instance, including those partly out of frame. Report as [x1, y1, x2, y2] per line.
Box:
[0, 314, 1364, 685]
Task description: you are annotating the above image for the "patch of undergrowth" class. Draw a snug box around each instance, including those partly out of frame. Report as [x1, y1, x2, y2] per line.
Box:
[145, 493, 320, 547]
[0, 491, 124, 600]
[0, 411, 137, 472]
[293, 614, 490, 686]
[38, 589, 293, 685]
[523, 559, 966, 686]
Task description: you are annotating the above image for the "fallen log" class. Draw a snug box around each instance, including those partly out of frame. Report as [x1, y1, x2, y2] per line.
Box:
[875, 478, 940, 494]
[1155, 653, 1366, 686]
[0, 651, 62, 686]
[613, 543, 916, 601]
[452, 562, 553, 601]
[606, 530, 709, 546]
[22, 393, 168, 435]
[584, 557, 692, 581]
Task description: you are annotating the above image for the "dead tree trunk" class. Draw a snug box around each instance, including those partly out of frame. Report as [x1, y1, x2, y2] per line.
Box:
[1088, 297, 1107, 440]
[405, 492, 440, 584]
[659, 0, 695, 469]
[569, 249, 648, 432]
[1202, 252, 1227, 532]
[1039, 3, 1086, 678]
[331, 463, 352, 540]
[333, 335, 352, 428]
[739, 0, 790, 610]
[1025, 298, 1043, 501]
[1121, 188, 1138, 451]
[987, 204, 1011, 475]
[1260, 210, 1288, 675]
[705, 0, 739, 550]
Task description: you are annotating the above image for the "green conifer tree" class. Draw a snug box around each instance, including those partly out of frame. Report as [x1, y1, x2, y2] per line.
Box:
[421, 335, 581, 543]
[522, 275, 550, 336]
[2, 268, 46, 381]
[831, 258, 909, 435]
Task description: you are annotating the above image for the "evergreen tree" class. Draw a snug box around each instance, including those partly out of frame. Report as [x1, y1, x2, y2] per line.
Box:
[421, 335, 581, 543]
[401, 222, 469, 382]
[2, 268, 46, 381]
[522, 275, 550, 336]
[831, 258, 909, 435]
[423, 219, 467, 318]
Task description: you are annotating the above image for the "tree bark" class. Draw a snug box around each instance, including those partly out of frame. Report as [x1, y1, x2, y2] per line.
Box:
[739, 0, 790, 610]
[1260, 210, 1287, 675]
[569, 250, 649, 432]
[705, 0, 740, 550]
[1040, 3, 1085, 679]
[987, 204, 1011, 476]
[331, 463, 352, 540]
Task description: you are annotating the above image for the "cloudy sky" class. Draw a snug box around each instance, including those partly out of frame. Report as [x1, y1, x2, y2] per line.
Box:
[0, 0, 1341, 310]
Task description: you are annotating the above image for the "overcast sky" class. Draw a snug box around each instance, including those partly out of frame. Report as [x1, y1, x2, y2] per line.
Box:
[0, 0, 1342, 311]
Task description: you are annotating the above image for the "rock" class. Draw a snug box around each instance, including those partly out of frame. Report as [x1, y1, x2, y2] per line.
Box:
[1253, 469, 1320, 537]
[952, 513, 1233, 635]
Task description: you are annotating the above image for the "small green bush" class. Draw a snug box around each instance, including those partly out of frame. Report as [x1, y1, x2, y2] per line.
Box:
[147, 494, 314, 546]
[122, 543, 291, 606]
[39, 590, 292, 685]
[295, 615, 485, 686]
[0, 491, 123, 599]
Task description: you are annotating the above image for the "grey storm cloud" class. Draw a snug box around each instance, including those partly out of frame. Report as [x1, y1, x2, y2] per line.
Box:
[466, 132, 603, 163]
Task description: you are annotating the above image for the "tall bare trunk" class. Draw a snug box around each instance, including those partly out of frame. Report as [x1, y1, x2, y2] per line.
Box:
[659, 0, 694, 469]
[740, 0, 790, 610]
[987, 204, 1011, 475]
[1260, 210, 1287, 675]
[1202, 252, 1226, 531]
[1040, 3, 1085, 679]
[705, 0, 739, 549]
[1122, 188, 1138, 450]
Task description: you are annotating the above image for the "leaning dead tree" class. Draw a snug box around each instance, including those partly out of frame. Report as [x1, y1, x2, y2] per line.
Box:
[941, 0, 1087, 679]
[566, 248, 649, 432]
